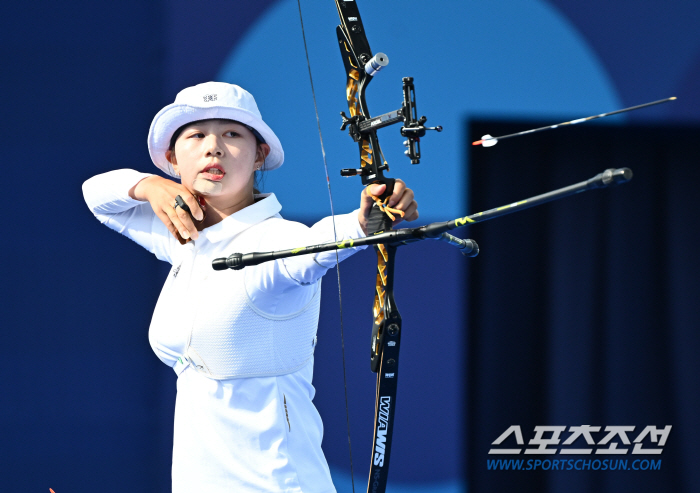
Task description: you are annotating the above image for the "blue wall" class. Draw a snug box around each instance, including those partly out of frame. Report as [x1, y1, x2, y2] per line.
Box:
[2, 1, 698, 491]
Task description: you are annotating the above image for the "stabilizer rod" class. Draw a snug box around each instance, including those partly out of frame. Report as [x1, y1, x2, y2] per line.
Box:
[212, 168, 632, 271]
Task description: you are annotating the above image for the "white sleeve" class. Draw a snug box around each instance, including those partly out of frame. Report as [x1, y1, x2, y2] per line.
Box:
[245, 211, 368, 316]
[82, 169, 178, 264]
[282, 210, 368, 285]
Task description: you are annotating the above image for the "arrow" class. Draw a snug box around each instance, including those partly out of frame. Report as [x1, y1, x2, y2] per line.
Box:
[472, 97, 677, 147]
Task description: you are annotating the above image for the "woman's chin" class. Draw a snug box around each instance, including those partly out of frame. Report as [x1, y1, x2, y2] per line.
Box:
[192, 178, 223, 195]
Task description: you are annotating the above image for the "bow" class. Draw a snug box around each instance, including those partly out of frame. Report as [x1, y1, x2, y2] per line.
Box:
[332, 2, 442, 492]
[295, 1, 443, 491]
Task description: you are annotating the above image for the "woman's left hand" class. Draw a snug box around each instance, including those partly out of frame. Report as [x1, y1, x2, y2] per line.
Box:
[358, 179, 418, 235]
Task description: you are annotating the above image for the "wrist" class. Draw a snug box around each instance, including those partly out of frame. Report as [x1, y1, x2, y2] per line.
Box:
[358, 210, 368, 236]
[129, 175, 159, 201]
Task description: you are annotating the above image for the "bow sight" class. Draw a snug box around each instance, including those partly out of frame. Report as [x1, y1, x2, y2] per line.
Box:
[335, 1, 441, 184]
[339, 76, 443, 170]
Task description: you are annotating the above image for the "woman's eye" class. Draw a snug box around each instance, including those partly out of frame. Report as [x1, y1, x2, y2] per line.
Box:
[225, 131, 240, 137]
[188, 132, 204, 139]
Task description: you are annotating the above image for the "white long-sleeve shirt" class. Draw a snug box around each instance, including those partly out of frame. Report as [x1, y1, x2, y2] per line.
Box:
[83, 169, 366, 493]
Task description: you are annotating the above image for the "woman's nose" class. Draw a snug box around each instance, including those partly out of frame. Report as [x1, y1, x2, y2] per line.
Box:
[205, 135, 224, 156]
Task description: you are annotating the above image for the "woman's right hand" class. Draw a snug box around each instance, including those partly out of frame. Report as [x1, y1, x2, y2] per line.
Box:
[129, 176, 204, 242]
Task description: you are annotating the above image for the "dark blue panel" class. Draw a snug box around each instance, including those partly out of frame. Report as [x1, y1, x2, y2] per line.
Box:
[467, 119, 700, 492]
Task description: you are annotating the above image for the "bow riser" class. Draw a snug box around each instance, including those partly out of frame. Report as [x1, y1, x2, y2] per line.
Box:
[335, 5, 392, 192]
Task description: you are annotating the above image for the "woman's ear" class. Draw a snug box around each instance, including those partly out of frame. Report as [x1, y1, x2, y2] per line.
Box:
[166, 149, 180, 176]
[255, 143, 271, 169]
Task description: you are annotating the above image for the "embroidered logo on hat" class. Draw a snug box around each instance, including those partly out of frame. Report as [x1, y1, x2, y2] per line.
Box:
[203, 94, 217, 103]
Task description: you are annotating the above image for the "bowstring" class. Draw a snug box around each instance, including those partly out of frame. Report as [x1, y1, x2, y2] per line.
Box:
[295, 2, 356, 492]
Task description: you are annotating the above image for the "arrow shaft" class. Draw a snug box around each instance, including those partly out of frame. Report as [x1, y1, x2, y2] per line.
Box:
[473, 97, 676, 145]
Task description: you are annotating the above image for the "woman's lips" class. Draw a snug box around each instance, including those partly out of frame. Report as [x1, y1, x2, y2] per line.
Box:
[200, 166, 225, 181]
[199, 171, 225, 181]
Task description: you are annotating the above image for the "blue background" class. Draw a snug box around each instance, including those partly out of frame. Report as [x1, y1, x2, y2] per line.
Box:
[2, 1, 699, 492]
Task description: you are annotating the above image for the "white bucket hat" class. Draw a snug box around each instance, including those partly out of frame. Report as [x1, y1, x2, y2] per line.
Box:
[147, 82, 284, 177]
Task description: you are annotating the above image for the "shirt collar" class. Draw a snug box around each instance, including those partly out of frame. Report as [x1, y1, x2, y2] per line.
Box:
[198, 193, 282, 244]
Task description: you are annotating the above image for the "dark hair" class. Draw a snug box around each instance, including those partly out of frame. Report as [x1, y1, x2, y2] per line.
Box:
[168, 119, 266, 194]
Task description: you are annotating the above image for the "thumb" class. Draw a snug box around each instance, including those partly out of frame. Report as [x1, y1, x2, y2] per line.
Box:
[360, 183, 386, 216]
[367, 183, 386, 198]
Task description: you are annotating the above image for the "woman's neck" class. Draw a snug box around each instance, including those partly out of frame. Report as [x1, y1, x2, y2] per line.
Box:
[197, 193, 256, 230]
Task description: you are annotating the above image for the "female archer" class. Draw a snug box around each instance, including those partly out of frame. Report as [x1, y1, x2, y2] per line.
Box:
[82, 81, 418, 492]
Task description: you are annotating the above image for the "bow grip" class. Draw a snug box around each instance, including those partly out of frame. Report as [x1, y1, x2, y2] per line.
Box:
[366, 178, 396, 235]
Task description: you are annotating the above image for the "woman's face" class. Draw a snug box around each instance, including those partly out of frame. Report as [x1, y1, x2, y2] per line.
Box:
[168, 119, 269, 202]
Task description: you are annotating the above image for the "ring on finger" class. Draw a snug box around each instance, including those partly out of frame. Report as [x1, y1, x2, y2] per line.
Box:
[174, 195, 191, 214]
